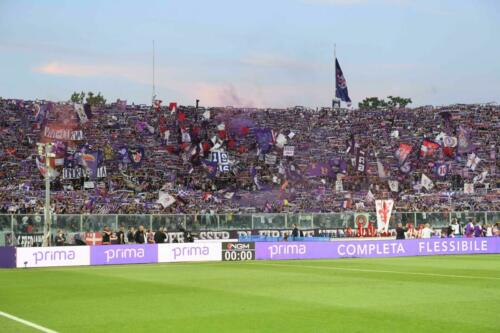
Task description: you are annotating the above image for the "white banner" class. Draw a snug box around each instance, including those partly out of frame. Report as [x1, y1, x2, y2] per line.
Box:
[464, 183, 474, 194]
[158, 243, 222, 263]
[283, 146, 295, 157]
[335, 180, 343, 192]
[265, 154, 277, 165]
[16, 246, 90, 268]
[211, 150, 230, 172]
[375, 199, 394, 233]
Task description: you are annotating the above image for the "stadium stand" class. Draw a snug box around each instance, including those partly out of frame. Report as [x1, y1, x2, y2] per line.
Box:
[0, 98, 498, 218]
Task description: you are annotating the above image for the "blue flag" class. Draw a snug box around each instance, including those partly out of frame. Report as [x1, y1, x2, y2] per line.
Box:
[335, 59, 351, 103]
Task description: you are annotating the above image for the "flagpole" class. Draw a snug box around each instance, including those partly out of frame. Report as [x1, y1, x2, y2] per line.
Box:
[333, 43, 338, 109]
[334, 43, 336, 98]
[152, 40, 156, 104]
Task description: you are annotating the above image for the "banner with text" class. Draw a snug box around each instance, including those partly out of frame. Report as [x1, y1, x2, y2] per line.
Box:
[255, 238, 499, 260]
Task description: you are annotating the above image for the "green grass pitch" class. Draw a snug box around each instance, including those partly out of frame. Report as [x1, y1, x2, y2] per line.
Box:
[0, 255, 499, 333]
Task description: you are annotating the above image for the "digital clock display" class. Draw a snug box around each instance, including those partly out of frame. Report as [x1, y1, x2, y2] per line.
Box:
[222, 242, 255, 261]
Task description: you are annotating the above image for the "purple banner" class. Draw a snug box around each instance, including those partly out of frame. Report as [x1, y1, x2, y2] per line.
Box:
[90, 244, 158, 265]
[0, 247, 16, 268]
[255, 238, 500, 260]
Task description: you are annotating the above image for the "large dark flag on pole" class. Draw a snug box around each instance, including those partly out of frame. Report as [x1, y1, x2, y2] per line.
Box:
[335, 59, 351, 103]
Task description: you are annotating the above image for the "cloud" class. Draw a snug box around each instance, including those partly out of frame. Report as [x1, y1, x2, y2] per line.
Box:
[35, 61, 152, 85]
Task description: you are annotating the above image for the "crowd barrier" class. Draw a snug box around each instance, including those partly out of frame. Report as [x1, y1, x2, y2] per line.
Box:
[1, 238, 498, 268]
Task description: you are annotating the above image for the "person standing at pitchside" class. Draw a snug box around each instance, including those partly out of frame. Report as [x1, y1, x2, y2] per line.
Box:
[464, 220, 475, 238]
[115, 226, 126, 244]
[134, 225, 146, 244]
[102, 226, 111, 245]
[395, 223, 407, 240]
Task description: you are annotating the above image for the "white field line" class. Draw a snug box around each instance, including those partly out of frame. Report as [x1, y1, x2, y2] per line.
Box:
[0, 311, 58, 333]
[249, 262, 500, 281]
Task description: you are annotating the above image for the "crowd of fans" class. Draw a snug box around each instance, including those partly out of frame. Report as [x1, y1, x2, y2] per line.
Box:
[48, 219, 499, 246]
[0, 97, 498, 216]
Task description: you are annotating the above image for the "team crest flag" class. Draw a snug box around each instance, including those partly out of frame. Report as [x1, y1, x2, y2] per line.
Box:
[420, 140, 440, 157]
[335, 59, 351, 103]
[395, 143, 412, 164]
[202, 160, 218, 178]
[434, 162, 450, 178]
[375, 199, 394, 232]
[128, 147, 145, 167]
[354, 213, 370, 228]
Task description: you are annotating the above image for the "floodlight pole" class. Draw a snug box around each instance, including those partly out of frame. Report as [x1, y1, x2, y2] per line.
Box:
[43, 142, 54, 247]
[152, 40, 156, 104]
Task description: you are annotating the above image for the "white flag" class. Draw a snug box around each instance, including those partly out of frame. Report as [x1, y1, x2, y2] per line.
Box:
[377, 158, 387, 179]
[335, 180, 343, 192]
[181, 131, 191, 143]
[275, 133, 287, 149]
[388, 180, 399, 192]
[365, 189, 375, 203]
[466, 153, 480, 171]
[74, 103, 88, 123]
[473, 170, 488, 184]
[463, 183, 474, 194]
[157, 191, 176, 208]
[375, 199, 394, 233]
[421, 173, 434, 190]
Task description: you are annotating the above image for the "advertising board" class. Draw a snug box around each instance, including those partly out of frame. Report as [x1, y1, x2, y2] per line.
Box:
[16, 246, 90, 268]
[158, 243, 222, 263]
[255, 238, 499, 260]
[90, 244, 158, 265]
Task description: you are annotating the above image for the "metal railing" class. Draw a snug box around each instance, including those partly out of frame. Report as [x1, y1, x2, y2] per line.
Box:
[1, 212, 498, 245]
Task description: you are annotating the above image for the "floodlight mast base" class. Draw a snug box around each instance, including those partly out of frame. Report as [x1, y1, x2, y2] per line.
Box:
[43, 143, 54, 247]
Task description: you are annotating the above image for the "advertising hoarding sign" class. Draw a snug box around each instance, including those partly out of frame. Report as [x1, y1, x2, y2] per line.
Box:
[158, 243, 222, 263]
[255, 238, 499, 260]
[16, 246, 90, 268]
[0, 247, 16, 268]
[90, 244, 158, 265]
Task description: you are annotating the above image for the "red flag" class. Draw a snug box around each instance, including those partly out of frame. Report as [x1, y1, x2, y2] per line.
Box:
[178, 111, 186, 122]
[395, 143, 412, 163]
[443, 146, 455, 158]
[169, 102, 177, 112]
[420, 140, 440, 157]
